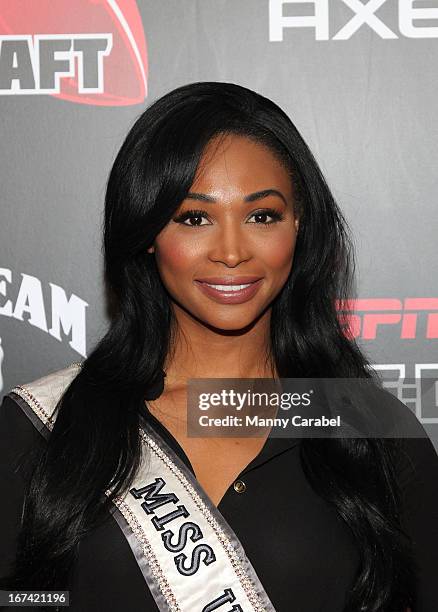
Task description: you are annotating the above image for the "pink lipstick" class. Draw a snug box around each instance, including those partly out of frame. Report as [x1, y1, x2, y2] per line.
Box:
[194, 276, 264, 304]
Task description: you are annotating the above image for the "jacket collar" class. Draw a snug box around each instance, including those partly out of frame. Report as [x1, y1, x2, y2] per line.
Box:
[240, 434, 301, 476]
[141, 403, 301, 478]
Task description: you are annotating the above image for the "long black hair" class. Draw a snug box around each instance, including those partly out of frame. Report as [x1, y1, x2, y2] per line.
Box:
[6, 82, 414, 611]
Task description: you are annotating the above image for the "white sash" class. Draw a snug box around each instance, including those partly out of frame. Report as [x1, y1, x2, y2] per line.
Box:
[10, 364, 277, 612]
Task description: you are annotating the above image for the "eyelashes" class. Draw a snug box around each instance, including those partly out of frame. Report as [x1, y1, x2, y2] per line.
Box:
[172, 208, 285, 227]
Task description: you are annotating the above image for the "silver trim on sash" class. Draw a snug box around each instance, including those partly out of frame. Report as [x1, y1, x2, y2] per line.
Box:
[10, 364, 277, 612]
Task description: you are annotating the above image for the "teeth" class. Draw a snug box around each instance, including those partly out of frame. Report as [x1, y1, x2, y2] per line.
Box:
[204, 283, 253, 291]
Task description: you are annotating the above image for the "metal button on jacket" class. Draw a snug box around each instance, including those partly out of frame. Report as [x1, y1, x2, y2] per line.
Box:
[233, 479, 246, 493]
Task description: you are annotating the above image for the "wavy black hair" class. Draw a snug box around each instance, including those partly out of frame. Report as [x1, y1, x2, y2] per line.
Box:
[4, 81, 415, 611]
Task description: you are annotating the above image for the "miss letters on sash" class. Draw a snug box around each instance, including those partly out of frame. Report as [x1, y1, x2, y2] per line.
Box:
[10, 364, 277, 612]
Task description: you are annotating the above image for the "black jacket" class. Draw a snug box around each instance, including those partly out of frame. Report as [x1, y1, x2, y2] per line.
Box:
[1, 389, 438, 611]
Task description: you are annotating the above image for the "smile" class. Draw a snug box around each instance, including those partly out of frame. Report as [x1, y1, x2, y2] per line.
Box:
[194, 279, 263, 304]
[203, 283, 253, 292]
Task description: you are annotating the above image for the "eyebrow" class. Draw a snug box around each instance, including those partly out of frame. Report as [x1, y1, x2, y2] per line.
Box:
[186, 189, 288, 207]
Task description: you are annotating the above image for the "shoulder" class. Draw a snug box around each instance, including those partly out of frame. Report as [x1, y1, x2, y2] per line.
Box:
[393, 434, 438, 494]
[0, 362, 83, 480]
[371, 388, 438, 492]
[10, 362, 82, 415]
[8, 362, 82, 429]
[368, 385, 438, 476]
[1, 362, 83, 439]
[344, 380, 432, 439]
[337, 381, 438, 486]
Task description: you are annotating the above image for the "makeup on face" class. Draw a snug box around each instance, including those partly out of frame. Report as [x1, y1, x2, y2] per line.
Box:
[149, 134, 299, 330]
[193, 276, 264, 305]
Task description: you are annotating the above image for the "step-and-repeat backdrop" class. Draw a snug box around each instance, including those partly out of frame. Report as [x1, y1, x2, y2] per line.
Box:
[1, 1, 437, 449]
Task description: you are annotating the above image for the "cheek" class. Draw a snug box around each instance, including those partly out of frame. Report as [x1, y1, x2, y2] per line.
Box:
[258, 233, 297, 273]
[155, 235, 199, 274]
[153, 235, 207, 302]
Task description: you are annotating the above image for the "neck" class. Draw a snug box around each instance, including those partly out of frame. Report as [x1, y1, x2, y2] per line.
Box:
[163, 304, 276, 389]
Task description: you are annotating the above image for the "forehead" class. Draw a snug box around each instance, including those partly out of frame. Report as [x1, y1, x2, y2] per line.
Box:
[191, 133, 292, 194]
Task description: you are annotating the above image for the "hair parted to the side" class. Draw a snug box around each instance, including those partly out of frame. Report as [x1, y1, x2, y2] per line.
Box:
[3, 81, 415, 611]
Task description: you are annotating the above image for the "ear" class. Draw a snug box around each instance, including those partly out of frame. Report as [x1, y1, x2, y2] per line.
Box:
[147, 245, 155, 254]
[294, 217, 300, 232]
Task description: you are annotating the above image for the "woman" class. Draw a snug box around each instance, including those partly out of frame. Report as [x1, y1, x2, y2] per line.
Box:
[1, 81, 437, 612]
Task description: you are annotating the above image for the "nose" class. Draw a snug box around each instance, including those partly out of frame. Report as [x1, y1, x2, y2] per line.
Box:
[207, 219, 251, 267]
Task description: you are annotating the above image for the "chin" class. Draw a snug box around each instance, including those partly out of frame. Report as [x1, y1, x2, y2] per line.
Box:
[200, 312, 263, 333]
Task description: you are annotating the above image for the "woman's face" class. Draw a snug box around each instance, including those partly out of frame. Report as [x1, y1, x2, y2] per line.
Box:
[147, 133, 300, 331]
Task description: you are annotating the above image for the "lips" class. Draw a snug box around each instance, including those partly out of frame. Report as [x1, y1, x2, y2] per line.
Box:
[195, 276, 263, 285]
[194, 278, 264, 305]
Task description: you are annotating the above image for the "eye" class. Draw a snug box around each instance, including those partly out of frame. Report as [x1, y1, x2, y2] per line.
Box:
[172, 208, 285, 227]
[172, 209, 211, 227]
[248, 209, 284, 226]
